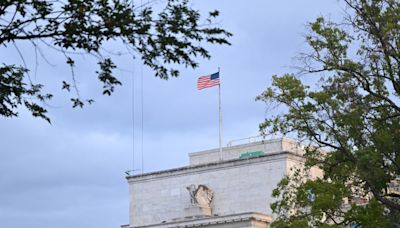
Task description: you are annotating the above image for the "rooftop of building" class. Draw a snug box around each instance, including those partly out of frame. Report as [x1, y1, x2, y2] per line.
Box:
[126, 137, 306, 182]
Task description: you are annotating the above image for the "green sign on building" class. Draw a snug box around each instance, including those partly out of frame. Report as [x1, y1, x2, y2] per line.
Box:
[239, 151, 265, 159]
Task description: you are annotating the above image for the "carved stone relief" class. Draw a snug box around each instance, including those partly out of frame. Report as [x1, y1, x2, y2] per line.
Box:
[186, 184, 214, 216]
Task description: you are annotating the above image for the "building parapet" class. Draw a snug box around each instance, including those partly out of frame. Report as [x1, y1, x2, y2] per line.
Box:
[188, 137, 305, 166]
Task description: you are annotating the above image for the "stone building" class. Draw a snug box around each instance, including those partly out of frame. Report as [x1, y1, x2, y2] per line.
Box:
[122, 137, 321, 228]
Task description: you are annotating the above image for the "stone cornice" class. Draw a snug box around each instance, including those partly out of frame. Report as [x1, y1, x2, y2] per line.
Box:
[127, 151, 303, 183]
[130, 212, 272, 228]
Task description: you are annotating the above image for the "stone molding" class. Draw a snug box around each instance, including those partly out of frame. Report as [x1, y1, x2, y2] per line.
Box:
[126, 151, 303, 183]
[127, 212, 272, 228]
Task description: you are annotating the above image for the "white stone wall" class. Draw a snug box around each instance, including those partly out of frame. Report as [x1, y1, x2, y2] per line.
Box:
[286, 158, 323, 181]
[128, 153, 290, 227]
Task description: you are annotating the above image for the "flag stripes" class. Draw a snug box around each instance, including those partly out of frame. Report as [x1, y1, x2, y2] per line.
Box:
[197, 72, 220, 90]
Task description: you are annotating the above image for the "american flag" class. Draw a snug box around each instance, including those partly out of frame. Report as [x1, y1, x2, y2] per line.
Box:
[197, 72, 220, 90]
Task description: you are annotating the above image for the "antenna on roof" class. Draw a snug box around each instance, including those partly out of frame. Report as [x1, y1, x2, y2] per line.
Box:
[140, 0, 146, 174]
[130, 38, 136, 176]
[128, 0, 148, 176]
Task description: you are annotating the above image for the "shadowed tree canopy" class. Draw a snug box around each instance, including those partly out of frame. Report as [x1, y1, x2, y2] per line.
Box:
[0, 0, 231, 122]
[257, 0, 400, 226]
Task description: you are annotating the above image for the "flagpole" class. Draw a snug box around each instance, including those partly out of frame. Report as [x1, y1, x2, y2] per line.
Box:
[218, 67, 223, 161]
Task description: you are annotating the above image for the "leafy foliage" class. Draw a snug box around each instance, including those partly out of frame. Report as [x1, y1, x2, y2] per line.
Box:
[0, 65, 52, 122]
[0, 0, 231, 122]
[257, 0, 400, 226]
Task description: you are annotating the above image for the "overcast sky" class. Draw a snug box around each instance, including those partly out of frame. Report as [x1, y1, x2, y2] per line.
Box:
[0, 1, 343, 227]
